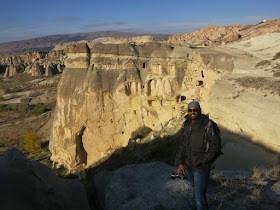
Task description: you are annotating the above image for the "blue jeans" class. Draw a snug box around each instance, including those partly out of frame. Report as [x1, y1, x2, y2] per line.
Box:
[185, 169, 210, 210]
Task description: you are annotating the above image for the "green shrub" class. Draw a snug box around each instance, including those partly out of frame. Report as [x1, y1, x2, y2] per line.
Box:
[0, 96, 5, 102]
[131, 126, 152, 140]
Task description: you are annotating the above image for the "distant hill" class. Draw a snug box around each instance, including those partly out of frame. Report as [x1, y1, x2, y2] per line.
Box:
[0, 31, 170, 56]
[167, 18, 280, 46]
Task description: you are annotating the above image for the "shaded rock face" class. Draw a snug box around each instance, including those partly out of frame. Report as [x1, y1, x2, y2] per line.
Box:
[168, 18, 280, 46]
[93, 162, 192, 210]
[50, 42, 232, 169]
[0, 148, 90, 210]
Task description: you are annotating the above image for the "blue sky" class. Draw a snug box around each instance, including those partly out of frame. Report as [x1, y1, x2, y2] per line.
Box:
[0, 0, 279, 43]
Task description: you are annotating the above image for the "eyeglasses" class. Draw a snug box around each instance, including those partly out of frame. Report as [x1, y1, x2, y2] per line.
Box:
[188, 109, 199, 112]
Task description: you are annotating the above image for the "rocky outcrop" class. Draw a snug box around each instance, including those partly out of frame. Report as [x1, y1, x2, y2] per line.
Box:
[49, 42, 234, 170]
[0, 50, 65, 77]
[93, 162, 280, 209]
[95, 162, 193, 209]
[50, 32, 280, 170]
[0, 148, 90, 210]
[168, 18, 280, 46]
[4, 64, 24, 77]
[54, 35, 154, 51]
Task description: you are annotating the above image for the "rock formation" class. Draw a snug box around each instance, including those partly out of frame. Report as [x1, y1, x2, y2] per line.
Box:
[50, 31, 280, 170]
[49, 41, 235, 170]
[93, 162, 280, 209]
[94, 162, 193, 209]
[0, 148, 90, 210]
[0, 50, 65, 77]
[168, 18, 280, 46]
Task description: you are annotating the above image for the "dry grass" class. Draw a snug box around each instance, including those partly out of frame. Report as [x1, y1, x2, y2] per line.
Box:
[208, 167, 280, 209]
[252, 165, 280, 181]
[252, 186, 264, 200]
[32, 82, 58, 90]
[234, 76, 280, 96]
[255, 60, 271, 68]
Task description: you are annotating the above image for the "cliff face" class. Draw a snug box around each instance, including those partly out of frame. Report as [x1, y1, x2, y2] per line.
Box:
[49, 42, 232, 169]
[50, 32, 280, 170]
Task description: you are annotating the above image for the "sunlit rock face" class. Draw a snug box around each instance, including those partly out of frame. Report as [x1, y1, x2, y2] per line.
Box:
[49, 41, 232, 169]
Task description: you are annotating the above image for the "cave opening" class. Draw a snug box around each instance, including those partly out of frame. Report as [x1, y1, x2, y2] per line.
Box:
[197, 81, 204, 86]
[181, 96, 186, 101]
[75, 126, 88, 166]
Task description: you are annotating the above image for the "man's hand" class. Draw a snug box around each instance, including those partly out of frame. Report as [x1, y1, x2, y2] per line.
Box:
[177, 164, 184, 174]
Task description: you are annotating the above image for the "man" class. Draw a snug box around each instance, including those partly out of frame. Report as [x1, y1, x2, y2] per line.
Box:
[177, 101, 222, 210]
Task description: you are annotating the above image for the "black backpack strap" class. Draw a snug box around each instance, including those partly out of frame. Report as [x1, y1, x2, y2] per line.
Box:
[204, 120, 212, 153]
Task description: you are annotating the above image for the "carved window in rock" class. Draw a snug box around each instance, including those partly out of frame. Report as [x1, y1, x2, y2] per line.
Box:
[143, 63, 146, 68]
[181, 96, 186, 101]
[185, 78, 192, 82]
[147, 80, 152, 96]
[192, 70, 198, 75]
[148, 100, 152, 106]
[197, 81, 204, 86]
[201, 70, 204, 78]
[176, 95, 180, 102]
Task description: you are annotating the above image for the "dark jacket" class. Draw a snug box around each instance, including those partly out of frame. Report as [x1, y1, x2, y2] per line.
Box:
[177, 114, 222, 171]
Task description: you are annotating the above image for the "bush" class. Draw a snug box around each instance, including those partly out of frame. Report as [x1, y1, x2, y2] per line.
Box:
[0, 103, 50, 116]
[0, 96, 5, 102]
[22, 131, 42, 153]
[131, 126, 152, 140]
[272, 52, 280, 60]
[4, 86, 23, 94]
[255, 60, 271, 68]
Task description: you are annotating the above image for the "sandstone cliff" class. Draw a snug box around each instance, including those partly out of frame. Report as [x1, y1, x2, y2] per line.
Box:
[50, 32, 280, 170]
[49, 41, 235, 170]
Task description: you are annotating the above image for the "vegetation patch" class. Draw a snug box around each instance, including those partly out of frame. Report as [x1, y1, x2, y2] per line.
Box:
[0, 103, 50, 116]
[32, 82, 58, 90]
[4, 86, 23, 93]
[131, 126, 152, 140]
[272, 52, 280, 60]
[252, 165, 280, 181]
[234, 76, 280, 96]
[273, 71, 280, 77]
[255, 60, 271, 68]
[22, 131, 43, 153]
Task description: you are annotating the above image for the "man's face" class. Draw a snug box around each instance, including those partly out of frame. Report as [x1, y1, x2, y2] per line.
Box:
[188, 106, 200, 121]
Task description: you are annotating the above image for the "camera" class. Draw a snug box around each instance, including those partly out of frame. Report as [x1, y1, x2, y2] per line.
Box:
[171, 171, 187, 180]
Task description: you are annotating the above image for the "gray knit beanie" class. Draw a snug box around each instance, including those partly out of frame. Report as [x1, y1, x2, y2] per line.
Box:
[188, 101, 200, 109]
